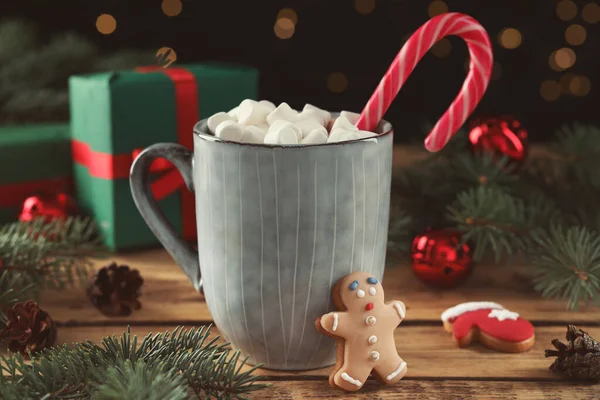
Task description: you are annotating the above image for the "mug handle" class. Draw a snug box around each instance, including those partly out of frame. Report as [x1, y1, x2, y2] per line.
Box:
[129, 143, 202, 291]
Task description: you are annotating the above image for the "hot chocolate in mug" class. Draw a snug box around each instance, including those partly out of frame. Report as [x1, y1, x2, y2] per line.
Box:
[130, 117, 393, 370]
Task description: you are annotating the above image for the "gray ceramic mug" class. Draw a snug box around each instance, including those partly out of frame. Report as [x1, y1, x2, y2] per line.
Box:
[130, 117, 393, 370]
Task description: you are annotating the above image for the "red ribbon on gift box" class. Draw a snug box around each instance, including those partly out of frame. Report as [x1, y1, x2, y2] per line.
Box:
[72, 67, 198, 239]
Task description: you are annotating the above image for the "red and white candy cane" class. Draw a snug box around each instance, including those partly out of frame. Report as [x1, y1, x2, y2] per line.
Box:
[355, 13, 493, 152]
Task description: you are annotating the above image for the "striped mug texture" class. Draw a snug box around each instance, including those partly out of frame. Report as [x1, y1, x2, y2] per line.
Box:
[130, 118, 394, 370]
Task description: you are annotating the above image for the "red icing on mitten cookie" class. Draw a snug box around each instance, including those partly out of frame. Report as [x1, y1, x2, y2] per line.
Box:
[441, 302, 535, 353]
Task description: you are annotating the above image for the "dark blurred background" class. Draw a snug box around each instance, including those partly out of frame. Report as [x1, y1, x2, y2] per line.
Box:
[2, 0, 597, 142]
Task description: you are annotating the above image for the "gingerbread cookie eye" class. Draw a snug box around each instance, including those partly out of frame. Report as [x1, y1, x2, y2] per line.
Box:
[357, 289, 365, 298]
[349, 280, 359, 290]
[367, 277, 378, 284]
[369, 287, 376, 296]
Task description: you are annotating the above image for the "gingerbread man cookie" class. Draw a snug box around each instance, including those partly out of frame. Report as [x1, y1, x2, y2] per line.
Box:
[441, 301, 535, 353]
[315, 271, 407, 391]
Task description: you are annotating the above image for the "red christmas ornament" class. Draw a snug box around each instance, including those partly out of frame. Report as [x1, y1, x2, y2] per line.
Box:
[411, 229, 474, 288]
[468, 117, 528, 167]
[19, 193, 77, 222]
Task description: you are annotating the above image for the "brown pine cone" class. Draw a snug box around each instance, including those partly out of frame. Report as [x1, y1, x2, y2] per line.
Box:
[0, 301, 57, 354]
[87, 262, 143, 317]
[545, 325, 600, 380]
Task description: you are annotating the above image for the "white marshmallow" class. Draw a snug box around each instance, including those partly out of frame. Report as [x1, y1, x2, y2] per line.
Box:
[215, 120, 244, 142]
[268, 120, 302, 140]
[264, 126, 299, 145]
[356, 130, 377, 139]
[241, 125, 266, 144]
[266, 102, 299, 125]
[330, 115, 358, 133]
[302, 103, 331, 123]
[328, 129, 358, 143]
[301, 127, 328, 144]
[296, 109, 328, 126]
[340, 110, 360, 125]
[250, 122, 270, 132]
[227, 106, 239, 119]
[207, 112, 234, 134]
[259, 100, 276, 112]
[295, 119, 324, 137]
[238, 99, 271, 125]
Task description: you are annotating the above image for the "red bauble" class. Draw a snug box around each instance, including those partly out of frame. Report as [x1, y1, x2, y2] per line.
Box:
[411, 229, 474, 288]
[468, 117, 528, 167]
[19, 193, 77, 222]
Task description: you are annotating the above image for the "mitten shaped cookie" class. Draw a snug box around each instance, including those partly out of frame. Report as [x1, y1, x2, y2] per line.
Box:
[441, 301, 535, 353]
[315, 271, 407, 392]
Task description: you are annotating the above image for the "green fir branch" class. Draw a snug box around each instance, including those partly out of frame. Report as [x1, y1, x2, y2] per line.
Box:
[531, 226, 600, 310]
[447, 186, 534, 262]
[95, 360, 188, 400]
[0, 326, 268, 400]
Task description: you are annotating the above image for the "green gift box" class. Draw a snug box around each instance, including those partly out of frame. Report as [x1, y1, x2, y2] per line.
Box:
[69, 64, 259, 250]
[0, 123, 72, 223]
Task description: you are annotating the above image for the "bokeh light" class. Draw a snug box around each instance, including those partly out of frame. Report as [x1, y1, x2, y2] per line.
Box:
[582, 2, 600, 23]
[428, 1, 448, 17]
[557, 0, 578, 20]
[156, 47, 177, 68]
[355, 0, 376, 15]
[498, 28, 522, 49]
[327, 72, 348, 93]
[96, 14, 117, 35]
[565, 24, 586, 45]
[277, 8, 298, 25]
[162, 0, 182, 17]
[540, 80, 561, 101]
[570, 76, 591, 96]
[274, 18, 295, 39]
[431, 38, 452, 58]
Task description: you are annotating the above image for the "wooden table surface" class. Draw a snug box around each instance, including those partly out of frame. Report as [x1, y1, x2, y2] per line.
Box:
[12, 147, 597, 399]
[33, 248, 597, 399]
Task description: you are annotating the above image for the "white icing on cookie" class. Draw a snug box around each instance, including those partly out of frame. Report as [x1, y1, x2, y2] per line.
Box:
[440, 301, 505, 322]
[370, 351, 380, 361]
[365, 316, 376, 326]
[332, 312, 339, 331]
[357, 289, 365, 298]
[488, 309, 519, 321]
[369, 287, 376, 296]
[386, 361, 407, 381]
[368, 335, 377, 344]
[341, 372, 362, 387]
[394, 302, 405, 319]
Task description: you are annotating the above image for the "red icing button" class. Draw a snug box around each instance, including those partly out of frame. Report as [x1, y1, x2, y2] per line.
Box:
[366, 303, 374, 311]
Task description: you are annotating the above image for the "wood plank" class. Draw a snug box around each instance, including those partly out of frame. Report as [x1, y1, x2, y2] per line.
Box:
[40, 249, 600, 325]
[256, 380, 597, 400]
[16, 325, 596, 380]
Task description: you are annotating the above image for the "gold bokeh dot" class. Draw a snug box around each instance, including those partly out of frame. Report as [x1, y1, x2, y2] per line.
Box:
[431, 38, 452, 58]
[555, 48, 576, 69]
[566, 24, 586, 45]
[355, 0, 376, 14]
[327, 72, 348, 93]
[96, 14, 117, 35]
[162, 0, 182, 16]
[559, 72, 575, 93]
[582, 2, 600, 23]
[492, 62, 502, 80]
[428, 0, 448, 17]
[557, 0, 578, 21]
[277, 8, 298, 25]
[498, 28, 522, 49]
[541, 80, 561, 101]
[570, 76, 591, 96]
[274, 18, 295, 39]
[156, 47, 177, 68]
